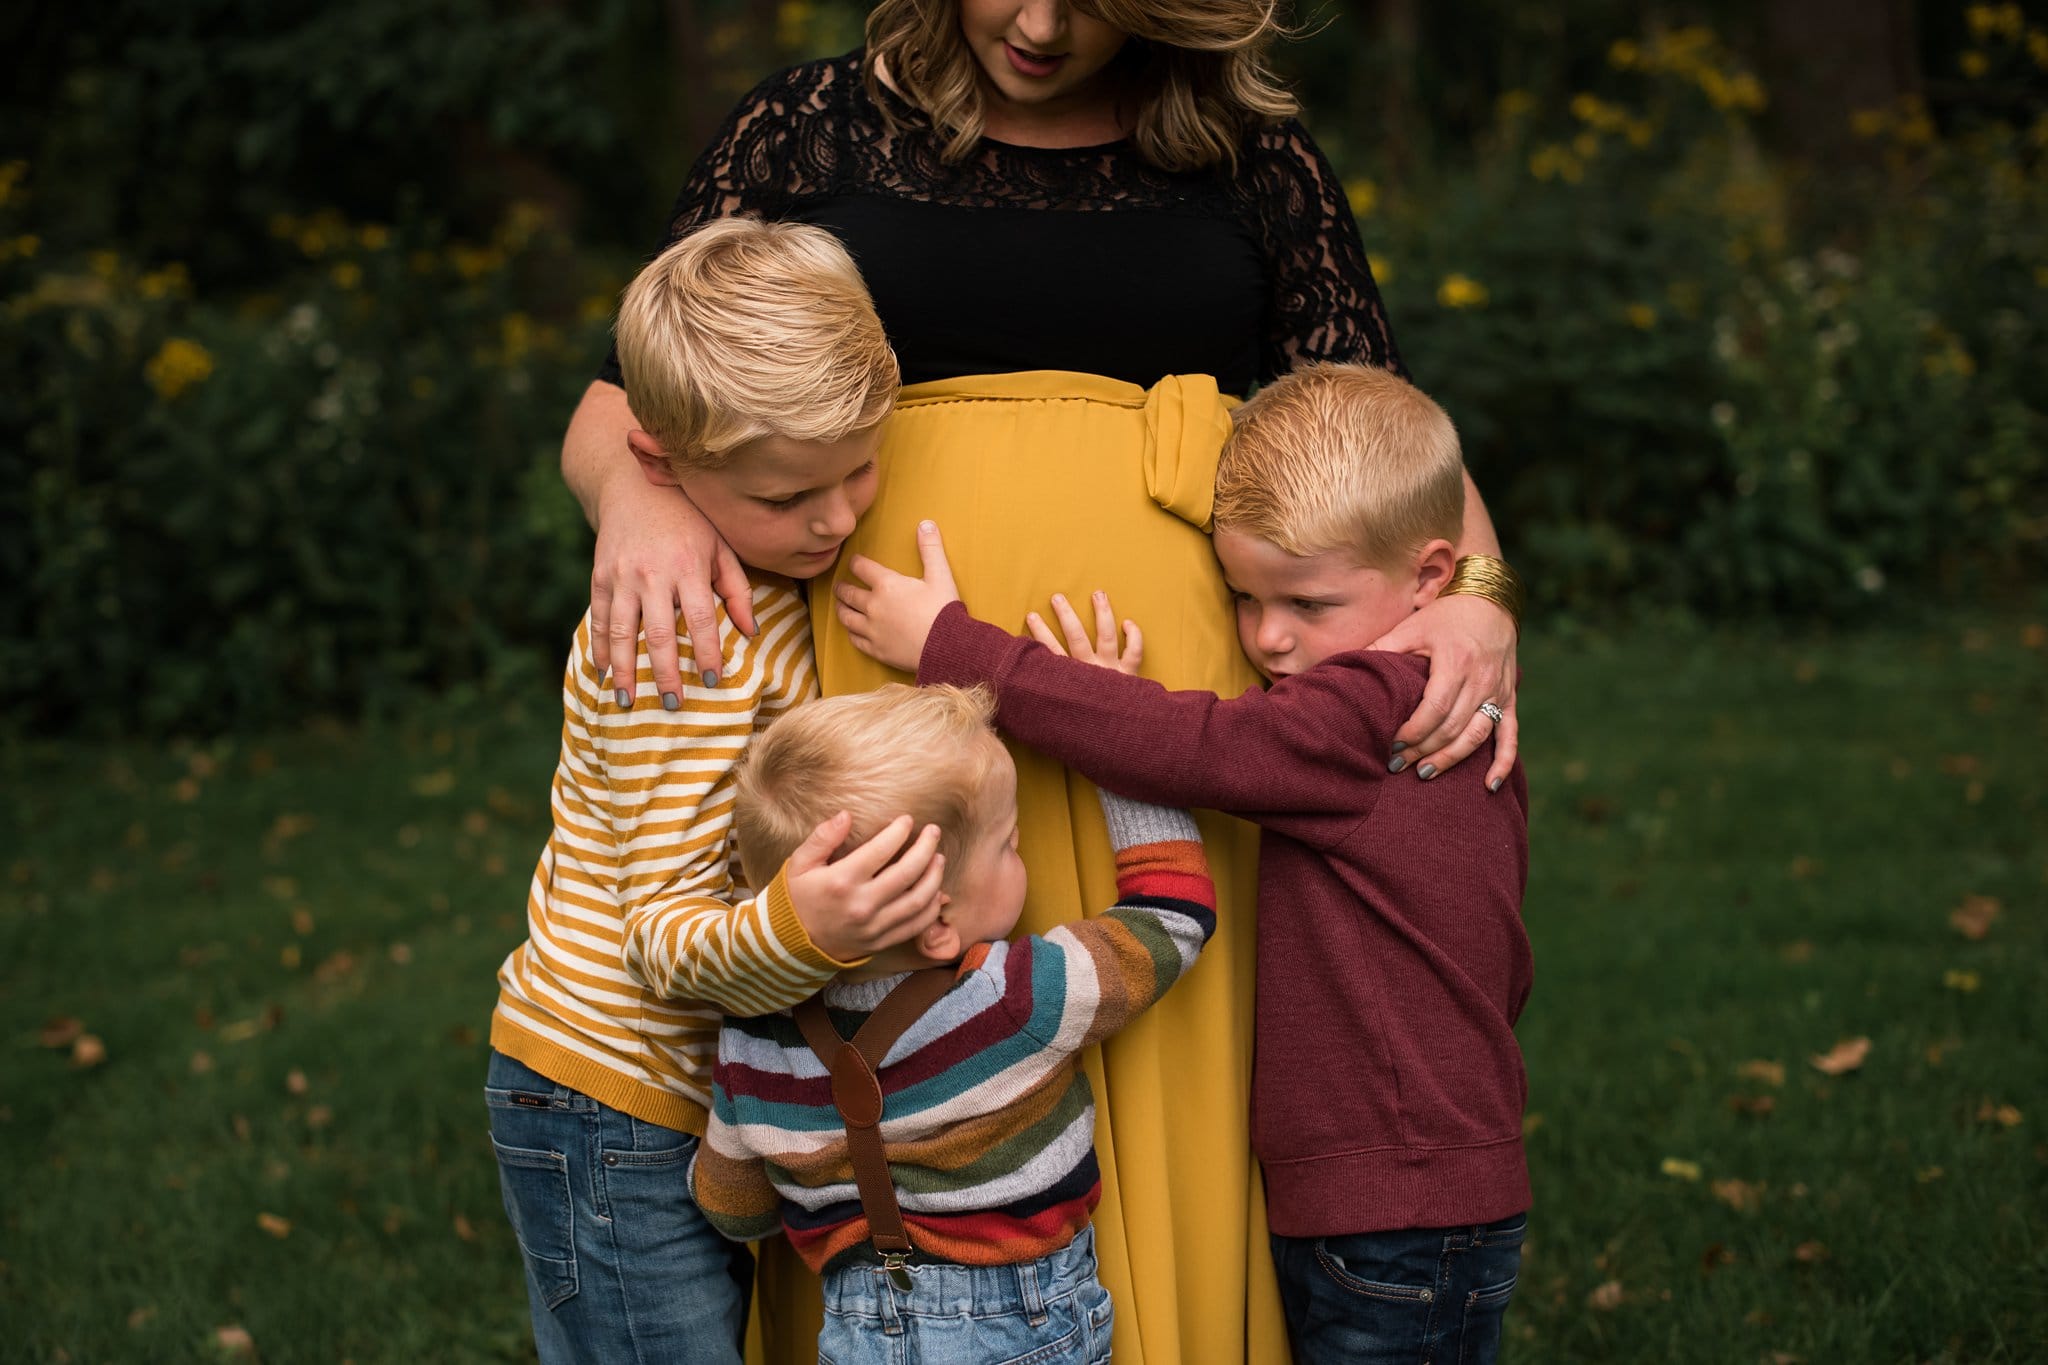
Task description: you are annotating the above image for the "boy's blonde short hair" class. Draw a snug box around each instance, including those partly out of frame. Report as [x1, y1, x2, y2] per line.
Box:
[733, 685, 1009, 893]
[1214, 363, 1466, 569]
[615, 217, 900, 475]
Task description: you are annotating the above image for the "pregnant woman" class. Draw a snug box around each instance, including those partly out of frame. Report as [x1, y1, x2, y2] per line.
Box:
[561, 2, 1521, 1359]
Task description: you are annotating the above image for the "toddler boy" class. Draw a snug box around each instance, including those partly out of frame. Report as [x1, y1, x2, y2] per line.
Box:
[841, 362, 1534, 1365]
[486, 218, 946, 1365]
[690, 683, 1216, 1365]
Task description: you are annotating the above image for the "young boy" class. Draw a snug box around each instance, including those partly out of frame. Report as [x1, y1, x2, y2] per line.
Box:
[689, 683, 1216, 1365]
[839, 362, 1534, 1365]
[486, 218, 951, 1365]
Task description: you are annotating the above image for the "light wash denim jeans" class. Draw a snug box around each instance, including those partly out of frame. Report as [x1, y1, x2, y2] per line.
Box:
[485, 1049, 752, 1365]
[817, 1224, 1113, 1365]
[1270, 1213, 1527, 1365]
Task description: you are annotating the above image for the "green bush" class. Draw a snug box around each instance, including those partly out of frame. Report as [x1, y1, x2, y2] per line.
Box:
[0, 197, 604, 735]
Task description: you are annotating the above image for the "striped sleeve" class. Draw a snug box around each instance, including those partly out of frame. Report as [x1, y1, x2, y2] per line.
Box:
[690, 1049, 785, 1243]
[609, 592, 850, 1016]
[1004, 795, 1216, 1054]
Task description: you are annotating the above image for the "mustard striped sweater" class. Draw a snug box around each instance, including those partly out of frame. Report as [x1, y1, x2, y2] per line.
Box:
[491, 583, 851, 1133]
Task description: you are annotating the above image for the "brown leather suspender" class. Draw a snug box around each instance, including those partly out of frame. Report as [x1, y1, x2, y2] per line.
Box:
[792, 966, 958, 1288]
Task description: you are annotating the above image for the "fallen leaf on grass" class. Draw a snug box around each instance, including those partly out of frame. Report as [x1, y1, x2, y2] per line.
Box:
[39, 1017, 84, 1049]
[213, 1324, 258, 1359]
[1938, 754, 1980, 777]
[279, 946, 301, 970]
[1586, 1280, 1625, 1310]
[1737, 1059, 1785, 1087]
[411, 770, 456, 797]
[71, 1035, 108, 1068]
[256, 1212, 291, 1239]
[1916, 1166, 1944, 1182]
[388, 943, 413, 966]
[128, 1306, 156, 1329]
[1788, 856, 1819, 880]
[1792, 1240, 1827, 1263]
[260, 877, 298, 901]
[1521, 1112, 1544, 1136]
[1943, 969, 1980, 993]
[1948, 895, 2000, 941]
[286, 1069, 308, 1096]
[1975, 1101, 2023, 1128]
[1780, 940, 1814, 963]
[306, 1105, 333, 1130]
[1700, 1242, 1735, 1273]
[290, 908, 315, 936]
[1809, 1037, 1870, 1076]
[1660, 1157, 1702, 1181]
[190, 1052, 214, 1075]
[453, 1214, 476, 1242]
[232, 1114, 252, 1142]
[313, 952, 359, 984]
[1711, 1178, 1764, 1213]
[2023, 623, 2046, 649]
[1768, 1353, 1804, 1364]
[1726, 1094, 1777, 1117]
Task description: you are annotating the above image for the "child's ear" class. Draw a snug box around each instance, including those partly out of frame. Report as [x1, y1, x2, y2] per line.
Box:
[626, 429, 681, 488]
[1410, 539, 1458, 607]
[916, 911, 963, 965]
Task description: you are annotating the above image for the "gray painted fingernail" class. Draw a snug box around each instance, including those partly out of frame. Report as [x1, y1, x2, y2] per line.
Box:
[1418, 764, 1438, 780]
[615, 688, 632, 708]
[702, 669, 719, 688]
[1387, 756, 1408, 774]
[662, 691, 680, 712]
[1391, 741, 1408, 753]
[1488, 777, 1503, 793]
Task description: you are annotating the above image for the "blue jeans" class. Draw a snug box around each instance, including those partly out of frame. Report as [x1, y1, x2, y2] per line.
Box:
[1271, 1214, 1527, 1365]
[485, 1050, 753, 1365]
[817, 1225, 1114, 1365]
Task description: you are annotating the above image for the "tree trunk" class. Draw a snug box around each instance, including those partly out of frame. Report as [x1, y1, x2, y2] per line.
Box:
[1761, 0, 1921, 164]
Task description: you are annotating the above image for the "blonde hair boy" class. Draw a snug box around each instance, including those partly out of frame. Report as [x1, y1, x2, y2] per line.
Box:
[1214, 361, 1466, 569]
[615, 216, 899, 477]
[734, 685, 1023, 975]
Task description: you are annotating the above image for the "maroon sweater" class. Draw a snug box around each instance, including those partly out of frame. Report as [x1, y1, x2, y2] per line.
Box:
[921, 603, 1532, 1236]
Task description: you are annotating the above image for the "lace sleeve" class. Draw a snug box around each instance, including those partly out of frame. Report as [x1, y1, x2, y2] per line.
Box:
[596, 58, 849, 386]
[1247, 120, 1407, 384]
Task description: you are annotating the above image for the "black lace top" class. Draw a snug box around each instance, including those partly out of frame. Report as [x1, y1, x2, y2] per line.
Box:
[597, 52, 1404, 395]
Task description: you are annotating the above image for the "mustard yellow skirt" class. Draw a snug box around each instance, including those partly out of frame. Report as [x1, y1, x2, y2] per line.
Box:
[745, 371, 1284, 1364]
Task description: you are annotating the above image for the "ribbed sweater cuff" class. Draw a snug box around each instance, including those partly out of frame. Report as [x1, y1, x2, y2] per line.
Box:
[1098, 793, 1200, 852]
[763, 867, 865, 973]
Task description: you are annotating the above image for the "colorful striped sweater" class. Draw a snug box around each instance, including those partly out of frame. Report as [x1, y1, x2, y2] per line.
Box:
[491, 582, 856, 1134]
[690, 796, 1215, 1271]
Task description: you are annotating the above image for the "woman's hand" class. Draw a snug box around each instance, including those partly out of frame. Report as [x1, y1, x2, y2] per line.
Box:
[1368, 594, 1519, 791]
[590, 479, 756, 706]
[782, 813, 948, 963]
[837, 521, 962, 673]
[1027, 590, 1144, 677]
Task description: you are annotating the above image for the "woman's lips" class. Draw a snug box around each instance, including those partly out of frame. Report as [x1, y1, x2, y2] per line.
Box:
[1003, 41, 1067, 78]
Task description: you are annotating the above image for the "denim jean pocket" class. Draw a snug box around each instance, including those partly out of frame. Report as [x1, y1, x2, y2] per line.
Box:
[491, 1138, 578, 1310]
[1457, 1271, 1518, 1365]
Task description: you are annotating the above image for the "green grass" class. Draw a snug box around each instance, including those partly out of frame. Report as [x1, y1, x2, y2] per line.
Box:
[4, 616, 2045, 1363]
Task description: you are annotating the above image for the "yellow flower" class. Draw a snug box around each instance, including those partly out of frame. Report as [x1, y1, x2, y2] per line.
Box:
[450, 244, 505, 279]
[776, 0, 815, 49]
[89, 250, 120, 281]
[1849, 108, 1889, 139]
[579, 293, 616, 324]
[2035, 264, 2048, 288]
[1960, 50, 1990, 78]
[295, 225, 330, 258]
[1572, 130, 1601, 160]
[1436, 274, 1489, 309]
[1624, 119, 1655, 148]
[1367, 253, 1393, 283]
[1569, 93, 1601, 123]
[330, 261, 362, 290]
[1968, 5, 1997, 39]
[268, 213, 298, 240]
[12, 233, 38, 259]
[0, 159, 26, 207]
[1528, 144, 1583, 183]
[501, 312, 534, 362]
[1607, 39, 1639, 69]
[1344, 177, 1378, 219]
[145, 337, 216, 400]
[2030, 31, 2048, 69]
[1625, 303, 1657, 330]
[409, 249, 438, 275]
[410, 376, 437, 400]
[1496, 89, 1535, 121]
[139, 263, 192, 300]
[356, 224, 392, 251]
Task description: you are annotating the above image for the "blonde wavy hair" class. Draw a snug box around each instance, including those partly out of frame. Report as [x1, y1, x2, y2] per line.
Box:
[1215, 363, 1466, 570]
[615, 217, 899, 474]
[733, 685, 1010, 894]
[864, 0, 1298, 173]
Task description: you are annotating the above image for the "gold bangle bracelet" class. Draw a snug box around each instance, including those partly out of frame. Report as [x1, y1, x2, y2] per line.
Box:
[1441, 554, 1525, 628]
